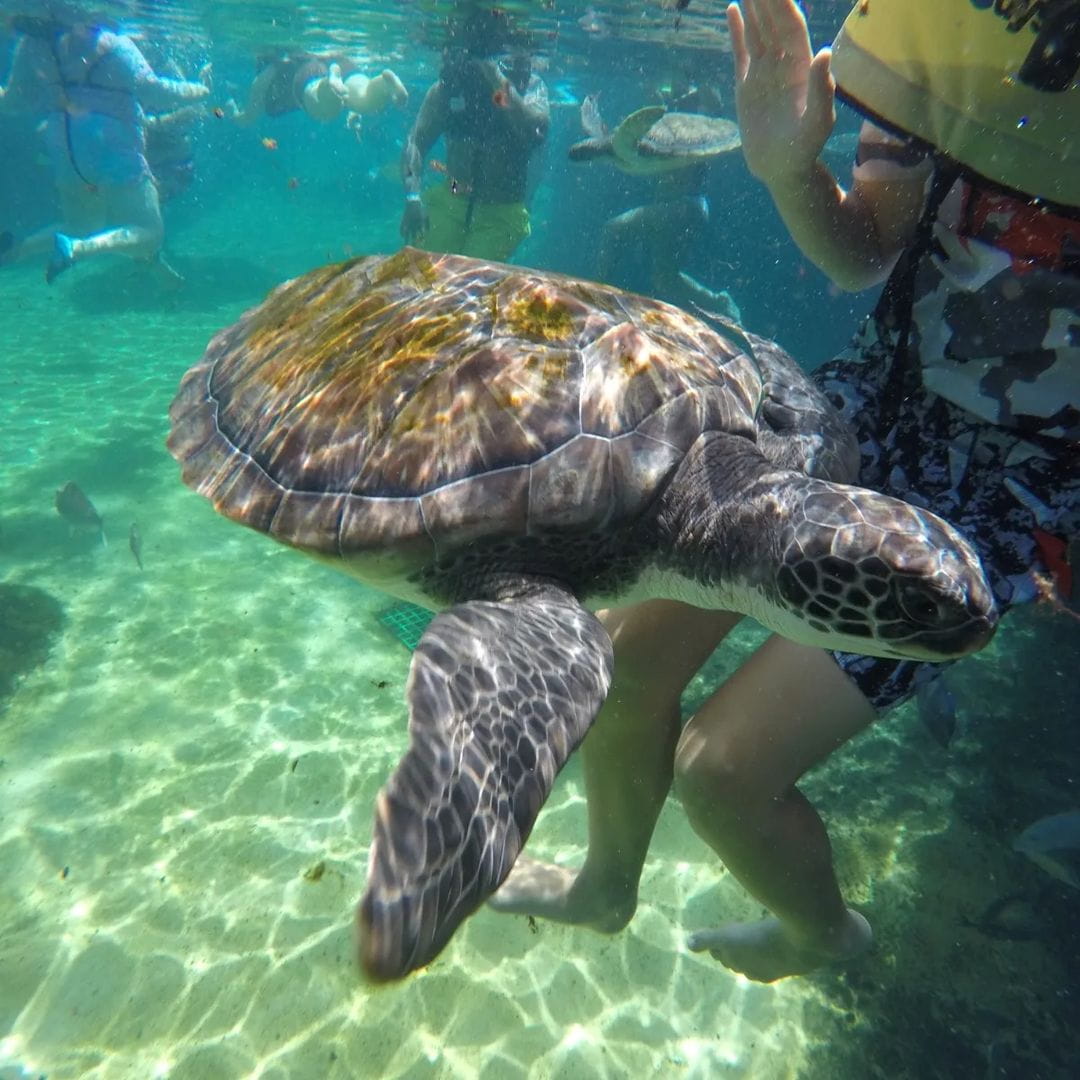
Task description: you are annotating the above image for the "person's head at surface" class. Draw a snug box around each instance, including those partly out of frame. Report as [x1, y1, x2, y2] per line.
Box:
[499, 48, 532, 93]
[7, 1, 118, 39]
[438, 5, 528, 90]
[445, 5, 512, 60]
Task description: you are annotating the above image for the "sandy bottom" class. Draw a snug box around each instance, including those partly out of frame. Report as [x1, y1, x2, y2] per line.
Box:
[1, 242, 1077, 1080]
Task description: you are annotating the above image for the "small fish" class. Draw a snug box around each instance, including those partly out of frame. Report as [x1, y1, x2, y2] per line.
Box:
[492, 82, 510, 108]
[1013, 810, 1080, 888]
[55, 481, 105, 545]
[261, 136, 278, 151]
[429, 159, 447, 174]
[128, 522, 143, 570]
[287, 176, 300, 190]
[212, 106, 225, 119]
[1004, 476, 1053, 526]
[916, 675, 959, 748]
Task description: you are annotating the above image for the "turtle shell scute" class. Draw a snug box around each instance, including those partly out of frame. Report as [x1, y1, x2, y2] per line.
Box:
[167, 249, 763, 557]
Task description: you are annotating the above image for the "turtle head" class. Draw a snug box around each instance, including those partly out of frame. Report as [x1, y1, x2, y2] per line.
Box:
[769, 483, 997, 661]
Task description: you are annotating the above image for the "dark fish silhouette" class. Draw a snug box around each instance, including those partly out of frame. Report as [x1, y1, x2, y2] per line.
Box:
[917, 675, 959, 748]
[129, 522, 143, 570]
[55, 482, 106, 545]
[961, 891, 1049, 941]
[1014, 810, 1080, 888]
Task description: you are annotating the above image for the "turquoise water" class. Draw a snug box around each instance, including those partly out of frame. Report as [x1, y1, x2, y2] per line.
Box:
[2, 3, 1078, 1078]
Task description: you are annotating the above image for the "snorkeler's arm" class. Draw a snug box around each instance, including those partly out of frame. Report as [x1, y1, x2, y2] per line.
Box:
[144, 104, 204, 132]
[763, 160, 924, 292]
[727, 1, 921, 291]
[515, 75, 550, 145]
[113, 34, 209, 111]
[474, 63, 549, 145]
[0, 37, 41, 112]
[402, 84, 444, 196]
[228, 65, 276, 126]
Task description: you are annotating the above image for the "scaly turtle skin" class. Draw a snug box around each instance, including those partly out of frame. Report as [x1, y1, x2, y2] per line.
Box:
[568, 100, 741, 175]
[167, 247, 997, 983]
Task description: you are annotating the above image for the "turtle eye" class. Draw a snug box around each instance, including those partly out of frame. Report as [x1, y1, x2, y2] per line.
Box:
[897, 581, 944, 625]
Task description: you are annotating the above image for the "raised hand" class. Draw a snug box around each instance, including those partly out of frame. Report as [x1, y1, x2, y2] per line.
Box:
[726, 0, 836, 188]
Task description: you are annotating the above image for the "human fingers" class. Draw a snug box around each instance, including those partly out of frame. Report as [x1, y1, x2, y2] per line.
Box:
[740, 0, 767, 58]
[727, 4, 750, 82]
[805, 46, 837, 128]
[750, 0, 793, 56]
[768, 0, 814, 63]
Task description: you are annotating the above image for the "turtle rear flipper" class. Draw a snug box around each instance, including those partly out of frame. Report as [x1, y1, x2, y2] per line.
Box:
[579, 92, 608, 138]
[358, 586, 613, 982]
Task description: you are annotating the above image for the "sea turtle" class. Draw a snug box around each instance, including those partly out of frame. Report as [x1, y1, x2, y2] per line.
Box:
[167, 247, 996, 983]
[568, 97, 740, 174]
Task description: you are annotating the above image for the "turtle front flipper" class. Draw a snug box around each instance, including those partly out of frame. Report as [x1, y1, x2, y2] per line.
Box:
[358, 586, 614, 982]
[568, 136, 615, 162]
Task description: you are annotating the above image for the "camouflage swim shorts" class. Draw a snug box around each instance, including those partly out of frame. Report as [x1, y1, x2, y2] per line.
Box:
[815, 345, 1080, 711]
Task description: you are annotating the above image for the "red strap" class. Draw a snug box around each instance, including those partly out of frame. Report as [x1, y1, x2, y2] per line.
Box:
[1033, 527, 1073, 597]
[966, 187, 1080, 274]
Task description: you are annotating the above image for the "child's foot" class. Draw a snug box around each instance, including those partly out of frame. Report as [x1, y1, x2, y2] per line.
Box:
[687, 909, 872, 983]
[488, 855, 635, 933]
[45, 232, 75, 284]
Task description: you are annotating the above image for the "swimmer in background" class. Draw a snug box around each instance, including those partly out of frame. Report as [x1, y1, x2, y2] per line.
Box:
[0, 7, 210, 283]
[400, 8, 549, 262]
[226, 51, 407, 135]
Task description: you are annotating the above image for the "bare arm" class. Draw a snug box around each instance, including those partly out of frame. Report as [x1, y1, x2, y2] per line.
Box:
[763, 157, 925, 291]
[228, 64, 277, 126]
[402, 83, 444, 196]
[471, 61, 549, 146]
[0, 37, 42, 113]
[144, 103, 204, 132]
[497, 70, 550, 146]
[112, 34, 208, 112]
[727, 0, 921, 291]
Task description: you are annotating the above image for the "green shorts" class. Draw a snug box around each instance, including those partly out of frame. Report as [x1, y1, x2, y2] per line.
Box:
[420, 182, 530, 263]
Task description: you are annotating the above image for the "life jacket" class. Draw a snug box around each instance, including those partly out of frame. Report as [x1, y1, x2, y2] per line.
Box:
[830, 0, 1080, 211]
[833, 2, 1080, 598]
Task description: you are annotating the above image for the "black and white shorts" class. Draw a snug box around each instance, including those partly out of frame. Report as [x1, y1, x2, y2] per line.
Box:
[814, 347, 1080, 711]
